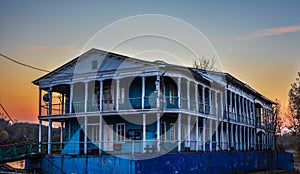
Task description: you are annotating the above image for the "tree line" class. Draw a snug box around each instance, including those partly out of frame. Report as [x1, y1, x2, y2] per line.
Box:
[0, 119, 60, 145]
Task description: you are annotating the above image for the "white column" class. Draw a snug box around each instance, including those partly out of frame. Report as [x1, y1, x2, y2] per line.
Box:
[237, 125, 240, 150]
[69, 84, 73, 113]
[209, 119, 212, 151]
[215, 91, 218, 117]
[226, 122, 229, 150]
[229, 91, 232, 120]
[202, 118, 206, 151]
[250, 128, 253, 150]
[84, 116, 87, 154]
[48, 119, 52, 154]
[252, 102, 255, 126]
[195, 83, 199, 113]
[48, 87, 53, 115]
[99, 81, 103, 111]
[220, 93, 224, 119]
[240, 126, 245, 150]
[99, 114, 103, 154]
[187, 115, 191, 148]
[143, 114, 146, 153]
[241, 97, 246, 123]
[196, 116, 199, 151]
[39, 88, 42, 116]
[208, 89, 212, 116]
[246, 100, 249, 125]
[202, 87, 205, 114]
[142, 77, 146, 110]
[216, 120, 219, 151]
[254, 128, 257, 150]
[243, 126, 246, 150]
[84, 82, 88, 112]
[187, 81, 190, 110]
[116, 79, 120, 111]
[60, 122, 63, 151]
[247, 127, 250, 150]
[235, 125, 238, 150]
[234, 93, 237, 122]
[230, 123, 234, 150]
[224, 90, 228, 120]
[178, 77, 181, 109]
[220, 121, 224, 150]
[156, 76, 160, 109]
[238, 96, 242, 122]
[61, 93, 65, 114]
[38, 120, 42, 153]
[178, 114, 182, 152]
[157, 113, 160, 152]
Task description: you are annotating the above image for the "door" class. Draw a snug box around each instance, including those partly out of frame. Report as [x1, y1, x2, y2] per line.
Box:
[103, 124, 114, 151]
[103, 86, 115, 111]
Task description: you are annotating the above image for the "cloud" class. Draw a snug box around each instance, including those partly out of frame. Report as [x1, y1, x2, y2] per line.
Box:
[237, 25, 300, 40]
[21, 45, 81, 53]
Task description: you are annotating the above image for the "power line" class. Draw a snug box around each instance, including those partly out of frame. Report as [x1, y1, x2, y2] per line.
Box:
[0, 102, 14, 123]
[0, 53, 50, 73]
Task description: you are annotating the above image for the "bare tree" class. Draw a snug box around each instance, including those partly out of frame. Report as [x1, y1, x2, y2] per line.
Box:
[286, 102, 300, 136]
[193, 55, 217, 71]
[287, 72, 300, 135]
[273, 99, 283, 135]
[273, 99, 283, 150]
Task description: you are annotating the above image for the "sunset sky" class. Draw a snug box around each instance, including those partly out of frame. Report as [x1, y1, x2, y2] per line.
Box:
[0, 1, 299, 123]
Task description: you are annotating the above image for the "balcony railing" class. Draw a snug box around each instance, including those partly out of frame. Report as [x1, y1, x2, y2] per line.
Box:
[43, 139, 239, 155]
[40, 97, 258, 126]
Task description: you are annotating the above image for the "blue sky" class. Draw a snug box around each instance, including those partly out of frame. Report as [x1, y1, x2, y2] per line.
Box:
[0, 0, 299, 122]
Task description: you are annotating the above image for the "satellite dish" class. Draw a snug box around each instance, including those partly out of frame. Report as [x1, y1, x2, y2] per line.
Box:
[43, 93, 50, 102]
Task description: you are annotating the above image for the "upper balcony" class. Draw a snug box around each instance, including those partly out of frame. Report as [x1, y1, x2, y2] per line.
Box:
[38, 75, 225, 120]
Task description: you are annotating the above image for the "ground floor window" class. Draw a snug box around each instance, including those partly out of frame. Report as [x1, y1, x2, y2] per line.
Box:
[116, 123, 125, 142]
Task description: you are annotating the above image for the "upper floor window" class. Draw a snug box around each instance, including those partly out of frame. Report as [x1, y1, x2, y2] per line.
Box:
[92, 60, 98, 70]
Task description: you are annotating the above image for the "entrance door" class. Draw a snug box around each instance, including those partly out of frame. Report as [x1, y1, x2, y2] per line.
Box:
[103, 124, 114, 151]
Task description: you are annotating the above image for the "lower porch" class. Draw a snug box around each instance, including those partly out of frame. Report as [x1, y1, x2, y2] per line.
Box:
[39, 113, 271, 156]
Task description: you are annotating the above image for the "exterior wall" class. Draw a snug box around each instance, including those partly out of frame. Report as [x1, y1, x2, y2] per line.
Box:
[31, 152, 293, 174]
[35, 50, 275, 156]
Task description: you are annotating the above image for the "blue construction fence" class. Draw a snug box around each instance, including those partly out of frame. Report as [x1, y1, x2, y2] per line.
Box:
[26, 151, 294, 174]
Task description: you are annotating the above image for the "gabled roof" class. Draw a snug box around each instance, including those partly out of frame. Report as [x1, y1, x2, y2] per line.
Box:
[32, 48, 159, 85]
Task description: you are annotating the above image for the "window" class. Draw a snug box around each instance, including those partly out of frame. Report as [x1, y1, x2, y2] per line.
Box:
[169, 85, 175, 105]
[92, 60, 98, 70]
[116, 123, 125, 142]
[170, 123, 176, 141]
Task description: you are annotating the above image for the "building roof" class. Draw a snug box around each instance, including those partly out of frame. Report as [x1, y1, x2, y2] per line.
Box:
[33, 48, 274, 104]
